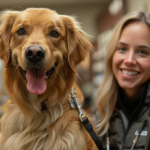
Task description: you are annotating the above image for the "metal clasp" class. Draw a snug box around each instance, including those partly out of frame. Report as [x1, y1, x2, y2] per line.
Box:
[69, 88, 87, 122]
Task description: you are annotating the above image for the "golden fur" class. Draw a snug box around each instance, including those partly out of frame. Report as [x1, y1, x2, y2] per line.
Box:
[0, 8, 97, 150]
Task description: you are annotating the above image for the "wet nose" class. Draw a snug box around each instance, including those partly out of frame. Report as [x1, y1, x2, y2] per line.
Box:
[25, 45, 45, 63]
[124, 51, 136, 65]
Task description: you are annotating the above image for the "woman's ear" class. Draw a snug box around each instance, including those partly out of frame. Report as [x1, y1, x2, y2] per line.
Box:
[62, 15, 93, 71]
[0, 10, 18, 65]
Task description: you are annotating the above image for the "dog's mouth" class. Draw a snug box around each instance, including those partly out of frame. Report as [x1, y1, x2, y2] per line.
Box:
[19, 63, 57, 95]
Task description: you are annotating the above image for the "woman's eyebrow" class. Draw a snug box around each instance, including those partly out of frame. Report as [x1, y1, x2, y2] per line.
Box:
[118, 42, 128, 46]
[138, 45, 150, 50]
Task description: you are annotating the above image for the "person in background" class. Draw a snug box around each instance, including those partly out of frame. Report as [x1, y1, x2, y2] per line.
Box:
[96, 11, 150, 150]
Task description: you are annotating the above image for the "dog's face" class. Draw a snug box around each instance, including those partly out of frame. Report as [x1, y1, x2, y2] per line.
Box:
[9, 9, 70, 95]
[0, 8, 92, 115]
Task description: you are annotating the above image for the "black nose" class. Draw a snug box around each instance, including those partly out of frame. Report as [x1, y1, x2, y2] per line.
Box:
[25, 45, 45, 63]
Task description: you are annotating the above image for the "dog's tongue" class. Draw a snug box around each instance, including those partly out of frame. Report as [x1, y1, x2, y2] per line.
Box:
[26, 68, 47, 95]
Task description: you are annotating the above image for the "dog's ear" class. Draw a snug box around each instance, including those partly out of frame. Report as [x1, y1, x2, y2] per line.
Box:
[0, 10, 18, 64]
[62, 15, 93, 71]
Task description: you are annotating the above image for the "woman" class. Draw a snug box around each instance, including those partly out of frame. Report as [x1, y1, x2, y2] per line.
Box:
[97, 11, 150, 150]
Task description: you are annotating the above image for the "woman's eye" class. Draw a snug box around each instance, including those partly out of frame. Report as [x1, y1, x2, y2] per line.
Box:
[139, 50, 148, 55]
[50, 30, 60, 38]
[17, 28, 26, 35]
[118, 47, 126, 51]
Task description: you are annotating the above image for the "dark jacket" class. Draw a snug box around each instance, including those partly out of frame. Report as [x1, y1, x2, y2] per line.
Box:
[99, 81, 150, 150]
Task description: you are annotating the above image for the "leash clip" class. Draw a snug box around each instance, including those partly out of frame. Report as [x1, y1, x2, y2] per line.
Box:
[69, 88, 87, 122]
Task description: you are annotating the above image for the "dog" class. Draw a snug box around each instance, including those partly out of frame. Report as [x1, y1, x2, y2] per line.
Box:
[0, 8, 98, 150]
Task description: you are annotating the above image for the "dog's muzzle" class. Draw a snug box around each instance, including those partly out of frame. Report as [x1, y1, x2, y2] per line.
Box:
[18, 44, 58, 95]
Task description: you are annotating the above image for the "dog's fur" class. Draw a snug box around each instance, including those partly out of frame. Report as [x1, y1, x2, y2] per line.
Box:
[0, 8, 97, 150]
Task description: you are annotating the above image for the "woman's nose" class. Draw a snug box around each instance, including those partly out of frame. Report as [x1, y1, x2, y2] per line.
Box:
[124, 51, 136, 65]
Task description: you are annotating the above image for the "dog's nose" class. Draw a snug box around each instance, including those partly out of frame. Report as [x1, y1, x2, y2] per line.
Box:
[25, 45, 45, 63]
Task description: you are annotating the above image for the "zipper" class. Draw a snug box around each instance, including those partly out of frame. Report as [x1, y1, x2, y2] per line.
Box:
[106, 131, 110, 150]
[106, 136, 109, 150]
[130, 133, 140, 150]
[119, 142, 124, 150]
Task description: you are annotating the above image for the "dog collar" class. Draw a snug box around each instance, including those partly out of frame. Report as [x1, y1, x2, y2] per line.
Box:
[41, 99, 47, 110]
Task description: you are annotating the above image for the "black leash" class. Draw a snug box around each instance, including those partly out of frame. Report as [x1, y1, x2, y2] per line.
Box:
[82, 115, 104, 150]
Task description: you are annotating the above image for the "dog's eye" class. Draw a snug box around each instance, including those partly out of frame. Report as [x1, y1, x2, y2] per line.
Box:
[50, 30, 59, 38]
[17, 28, 26, 35]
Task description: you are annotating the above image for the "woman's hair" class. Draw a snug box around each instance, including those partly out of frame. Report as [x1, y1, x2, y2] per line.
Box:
[97, 11, 150, 136]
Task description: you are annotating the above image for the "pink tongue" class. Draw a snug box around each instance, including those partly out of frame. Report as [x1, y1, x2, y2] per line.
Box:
[26, 68, 47, 95]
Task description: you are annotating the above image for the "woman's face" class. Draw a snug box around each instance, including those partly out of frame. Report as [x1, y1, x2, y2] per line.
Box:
[112, 21, 150, 99]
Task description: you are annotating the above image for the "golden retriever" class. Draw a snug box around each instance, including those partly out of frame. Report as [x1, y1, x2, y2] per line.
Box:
[0, 8, 98, 150]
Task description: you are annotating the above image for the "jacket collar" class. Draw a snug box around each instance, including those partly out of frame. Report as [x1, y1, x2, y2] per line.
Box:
[116, 80, 150, 119]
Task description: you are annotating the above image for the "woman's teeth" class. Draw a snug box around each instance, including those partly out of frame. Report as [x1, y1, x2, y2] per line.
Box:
[122, 70, 138, 75]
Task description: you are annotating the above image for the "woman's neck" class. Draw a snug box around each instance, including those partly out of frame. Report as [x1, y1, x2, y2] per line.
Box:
[122, 87, 141, 100]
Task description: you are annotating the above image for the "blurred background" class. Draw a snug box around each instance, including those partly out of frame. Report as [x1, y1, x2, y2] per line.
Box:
[0, 0, 150, 116]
